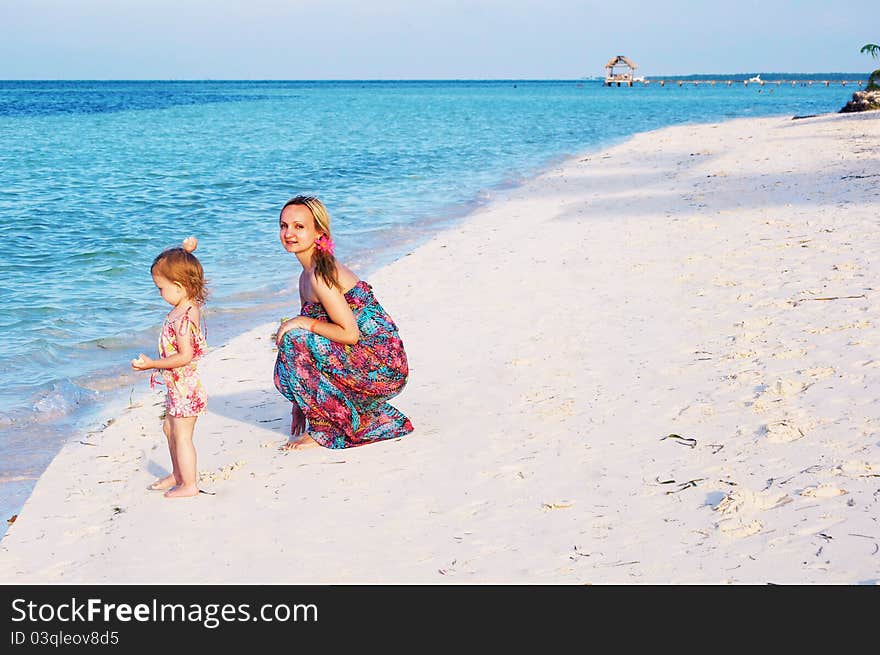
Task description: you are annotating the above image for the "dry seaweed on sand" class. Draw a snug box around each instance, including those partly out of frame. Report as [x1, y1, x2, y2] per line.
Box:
[666, 478, 706, 494]
[660, 433, 697, 448]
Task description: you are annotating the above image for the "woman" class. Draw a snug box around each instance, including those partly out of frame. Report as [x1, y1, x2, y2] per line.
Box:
[273, 195, 413, 449]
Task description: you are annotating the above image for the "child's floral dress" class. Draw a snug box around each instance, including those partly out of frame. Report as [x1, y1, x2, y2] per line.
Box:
[151, 305, 208, 417]
[274, 280, 413, 448]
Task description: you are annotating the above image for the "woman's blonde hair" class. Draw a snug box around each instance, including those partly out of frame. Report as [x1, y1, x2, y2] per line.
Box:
[280, 195, 341, 290]
[151, 247, 208, 304]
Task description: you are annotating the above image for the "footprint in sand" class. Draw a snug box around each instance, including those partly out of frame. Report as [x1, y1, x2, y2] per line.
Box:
[762, 419, 808, 443]
[734, 318, 774, 332]
[772, 348, 809, 360]
[800, 367, 835, 381]
[831, 261, 862, 278]
[714, 488, 791, 538]
[834, 460, 878, 477]
[724, 349, 758, 361]
[731, 325, 763, 342]
[751, 378, 810, 414]
[719, 519, 764, 538]
[712, 277, 740, 287]
[800, 483, 848, 498]
[807, 320, 871, 335]
[715, 488, 792, 514]
[198, 460, 247, 484]
[676, 402, 716, 419]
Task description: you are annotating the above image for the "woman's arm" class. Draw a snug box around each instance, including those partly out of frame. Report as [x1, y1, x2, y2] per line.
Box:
[311, 279, 360, 344]
[275, 277, 360, 346]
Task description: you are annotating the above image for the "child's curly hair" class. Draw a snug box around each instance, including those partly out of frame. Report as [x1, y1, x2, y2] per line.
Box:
[151, 243, 208, 304]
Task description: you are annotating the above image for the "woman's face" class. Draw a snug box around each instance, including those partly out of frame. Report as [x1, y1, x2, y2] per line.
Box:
[279, 204, 320, 255]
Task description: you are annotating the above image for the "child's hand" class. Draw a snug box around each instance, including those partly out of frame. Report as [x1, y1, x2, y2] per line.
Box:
[131, 354, 153, 370]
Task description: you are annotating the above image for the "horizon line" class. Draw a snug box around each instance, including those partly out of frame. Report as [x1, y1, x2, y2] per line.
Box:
[0, 72, 870, 83]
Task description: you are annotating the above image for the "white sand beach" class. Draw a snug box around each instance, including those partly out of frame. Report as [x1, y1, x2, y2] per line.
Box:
[1, 110, 878, 584]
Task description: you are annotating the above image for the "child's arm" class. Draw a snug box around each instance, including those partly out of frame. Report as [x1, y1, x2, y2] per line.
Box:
[132, 350, 192, 371]
[131, 311, 198, 370]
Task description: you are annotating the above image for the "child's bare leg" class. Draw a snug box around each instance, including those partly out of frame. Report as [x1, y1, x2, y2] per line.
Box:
[164, 416, 199, 498]
[148, 417, 181, 490]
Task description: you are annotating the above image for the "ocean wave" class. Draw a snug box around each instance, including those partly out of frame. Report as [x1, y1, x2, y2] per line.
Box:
[32, 379, 99, 419]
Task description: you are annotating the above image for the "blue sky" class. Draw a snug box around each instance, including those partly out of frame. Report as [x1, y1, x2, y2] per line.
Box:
[0, 0, 875, 79]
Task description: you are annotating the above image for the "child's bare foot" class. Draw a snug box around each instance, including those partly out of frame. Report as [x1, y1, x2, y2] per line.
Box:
[147, 475, 177, 491]
[279, 433, 320, 451]
[163, 484, 200, 498]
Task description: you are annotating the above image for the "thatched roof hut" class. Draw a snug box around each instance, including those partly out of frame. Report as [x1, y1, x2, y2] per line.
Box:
[606, 55, 637, 71]
[605, 55, 638, 86]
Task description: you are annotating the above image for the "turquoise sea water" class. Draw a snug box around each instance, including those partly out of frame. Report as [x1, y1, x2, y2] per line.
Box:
[0, 77, 860, 528]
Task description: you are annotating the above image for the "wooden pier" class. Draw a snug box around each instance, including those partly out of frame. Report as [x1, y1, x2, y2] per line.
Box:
[607, 78, 866, 88]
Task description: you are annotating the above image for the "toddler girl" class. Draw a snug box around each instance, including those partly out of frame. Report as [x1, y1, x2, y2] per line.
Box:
[132, 236, 208, 498]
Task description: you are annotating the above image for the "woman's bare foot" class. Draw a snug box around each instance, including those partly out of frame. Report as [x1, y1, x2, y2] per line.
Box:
[279, 433, 321, 451]
[163, 484, 200, 498]
[147, 475, 178, 491]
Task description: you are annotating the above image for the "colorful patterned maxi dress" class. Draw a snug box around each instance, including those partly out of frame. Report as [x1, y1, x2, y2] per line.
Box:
[151, 305, 208, 418]
[273, 280, 413, 448]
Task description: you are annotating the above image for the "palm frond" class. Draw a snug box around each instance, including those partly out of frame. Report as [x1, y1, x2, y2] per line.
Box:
[861, 43, 880, 58]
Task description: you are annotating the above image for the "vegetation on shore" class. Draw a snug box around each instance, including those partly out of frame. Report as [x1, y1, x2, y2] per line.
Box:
[839, 43, 880, 112]
[862, 43, 879, 90]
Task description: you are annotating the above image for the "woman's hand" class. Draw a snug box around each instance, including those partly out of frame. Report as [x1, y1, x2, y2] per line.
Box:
[131, 354, 154, 370]
[290, 403, 306, 436]
[275, 316, 313, 347]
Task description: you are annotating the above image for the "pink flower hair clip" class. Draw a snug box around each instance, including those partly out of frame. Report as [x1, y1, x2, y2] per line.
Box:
[314, 233, 335, 255]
